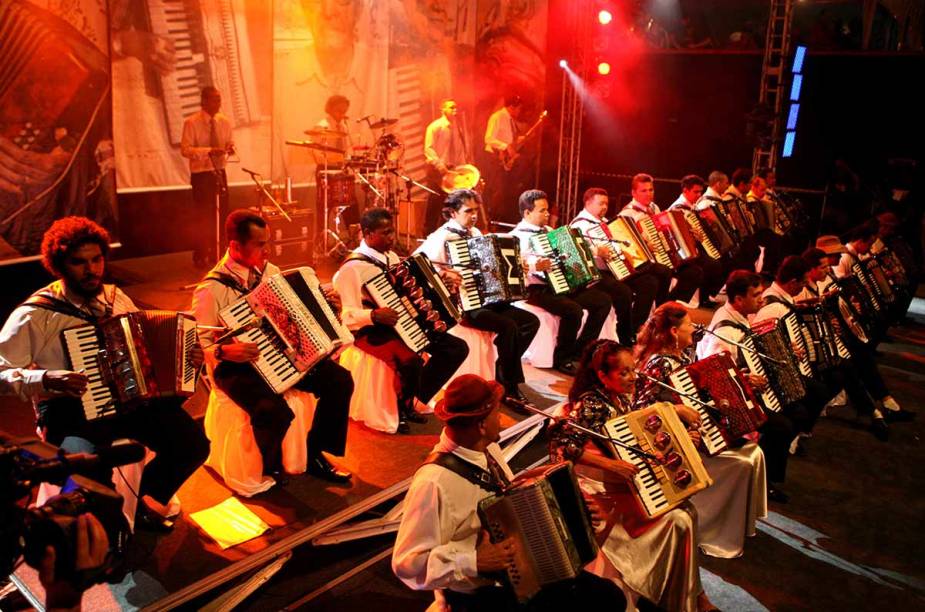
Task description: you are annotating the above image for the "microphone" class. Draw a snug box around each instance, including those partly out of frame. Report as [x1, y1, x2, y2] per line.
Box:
[242, 167, 261, 177]
[24, 442, 147, 483]
[215, 316, 263, 344]
[356, 114, 373, 123]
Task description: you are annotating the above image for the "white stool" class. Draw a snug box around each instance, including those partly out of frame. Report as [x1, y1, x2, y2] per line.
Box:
[204, 386, 317, 497]
[514, 302, 618, 368]
[426, 324, 498, 409]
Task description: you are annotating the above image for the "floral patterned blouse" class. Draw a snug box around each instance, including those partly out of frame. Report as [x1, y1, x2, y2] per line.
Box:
[549, 388, 635, 464]
[633, 352, 691, 409]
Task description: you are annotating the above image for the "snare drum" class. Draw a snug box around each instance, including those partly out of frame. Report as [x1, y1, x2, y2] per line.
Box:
[376, 133, 404, 163]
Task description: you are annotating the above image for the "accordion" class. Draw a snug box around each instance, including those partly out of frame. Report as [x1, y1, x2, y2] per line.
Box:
[787, 303, 850, 373]
[361, 253, 460, 353]
[604, 403, 712, 518]
[680, 210, 722, 260]
[478, 462, 599, 603]
[529, 227, 600, 294]
[633, 215, 676, 270]
[62, 311, 199, 421]
[870, 243, 909, 292]
[445, 234, 527, 311]
[720, 197, 755, 238]
[607, 217, 658, 271]
[668, 353, 767, 455]
[856, 258, 896, 307]
[746, 197, 772, 232]
[652, 210, 702, 267]
[585, 222, 634, 280]
[696, 205, 737, 257]
[824, 277, 877, 345]
[745, 319, 807, 408]
[220, 267, 353, 393]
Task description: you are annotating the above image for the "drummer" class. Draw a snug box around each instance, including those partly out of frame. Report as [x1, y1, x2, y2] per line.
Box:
[312, 95, 353, 166]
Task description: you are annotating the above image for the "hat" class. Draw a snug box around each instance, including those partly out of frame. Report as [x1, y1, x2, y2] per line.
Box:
[815, 235, 847, 255]
[434, 374, 504, 422]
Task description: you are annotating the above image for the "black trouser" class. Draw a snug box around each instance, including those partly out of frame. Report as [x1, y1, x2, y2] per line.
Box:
[845, 339, 890, 400]
[526, 285, 611, 366]
[38, 397, 209, 506]
[644, 263, 673, 305]
[730, 235, 762, 274]
[697, 254, 726, 300]
[753, 229, 787, 278]
[354, 324, 469, 410]
[594, 273, 659, 344]
[817, 361, 878, 417]
[442, 570, 626, 611]
[190, 169, 229, 264]
[757, 410, 795, 484]
[213, 358, 353, 473]
[465, 303, 539, 389]
[669, 260, 704, 303]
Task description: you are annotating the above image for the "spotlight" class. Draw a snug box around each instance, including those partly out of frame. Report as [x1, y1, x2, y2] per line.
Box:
[597, 62, 611, 75]
[559, 59, 568, 69]
[598, 10, 613, 25]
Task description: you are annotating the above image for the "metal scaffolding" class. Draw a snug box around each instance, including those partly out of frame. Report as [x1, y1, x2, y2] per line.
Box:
[752, 0, 795, 173]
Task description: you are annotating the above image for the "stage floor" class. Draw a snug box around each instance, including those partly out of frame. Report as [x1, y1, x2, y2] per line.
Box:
[3, 251, 924, 611]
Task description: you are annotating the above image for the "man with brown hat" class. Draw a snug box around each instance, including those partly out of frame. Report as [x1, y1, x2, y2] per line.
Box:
[392, 374, 624, 610]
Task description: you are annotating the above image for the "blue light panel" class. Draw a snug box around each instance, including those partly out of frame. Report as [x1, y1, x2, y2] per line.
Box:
[786, 104, 800, 130]
[792, 45, 807, 73]
[790, 74, 803, 101]
[782, 131, 796, 157]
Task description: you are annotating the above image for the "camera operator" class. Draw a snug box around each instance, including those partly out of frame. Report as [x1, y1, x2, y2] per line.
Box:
[0, 217, 209, 531]
[38, 513, 108, 612]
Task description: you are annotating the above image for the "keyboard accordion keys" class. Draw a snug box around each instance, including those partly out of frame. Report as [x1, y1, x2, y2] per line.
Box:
[585, 223, 633, 280]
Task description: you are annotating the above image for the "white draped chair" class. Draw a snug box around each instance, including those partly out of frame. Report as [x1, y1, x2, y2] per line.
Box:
[339, 324, 497, 433]
[513, 302, 619, 368]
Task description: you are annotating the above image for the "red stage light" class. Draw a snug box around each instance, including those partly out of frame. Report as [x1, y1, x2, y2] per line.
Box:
[598, 62, 611, 75]
[598, 10, 613, 25]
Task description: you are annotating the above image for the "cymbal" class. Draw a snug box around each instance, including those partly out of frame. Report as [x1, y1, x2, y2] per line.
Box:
[285, 140, 346, 154]
[368, 117, 398, 130]
[303, 127, 347, 138]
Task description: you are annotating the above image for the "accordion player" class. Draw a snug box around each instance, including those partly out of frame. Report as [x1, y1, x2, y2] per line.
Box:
[218, 267, 353, 394]
[445, 234, 527, 311]
[62, 310, 200, 421]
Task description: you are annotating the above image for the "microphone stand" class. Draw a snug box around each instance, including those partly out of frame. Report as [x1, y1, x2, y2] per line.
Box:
[243, 168, 292, 222]
[694, 324, 786, 365]
[491, 221, 517, 229]
[391, 169, 440, 252]
[515, 402, 660, 463]
[585, 235, 632, 248]
[635, 371, 725, 423]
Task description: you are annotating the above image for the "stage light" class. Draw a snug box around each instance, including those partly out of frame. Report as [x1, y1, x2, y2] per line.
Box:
[782, 131, 796, 158]
[559, 59, 568, 69]
[792, 45, 807, 74]
[598, 10, 613, 25]
[598, 62, 611, 75]
[789, 74, 803, 101]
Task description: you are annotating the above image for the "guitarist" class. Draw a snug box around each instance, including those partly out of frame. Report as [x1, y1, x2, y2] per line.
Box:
[482, 96, 536, 224]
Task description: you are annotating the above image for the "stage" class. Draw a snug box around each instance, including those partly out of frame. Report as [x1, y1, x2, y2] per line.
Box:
[2, 250, 924, 611]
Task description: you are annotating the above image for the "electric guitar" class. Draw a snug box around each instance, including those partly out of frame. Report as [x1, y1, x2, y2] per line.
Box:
[498, 110, 548, 171]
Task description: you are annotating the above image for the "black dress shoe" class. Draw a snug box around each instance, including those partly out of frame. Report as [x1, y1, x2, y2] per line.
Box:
[767, 485, 790, 504]
[402, 410, 428, 424]
[135, 506, 175, 532]
[503, 388, 536, 415]
[396, 419, 411, 434]
[555, 361, 578, 376]
[884, 408, 916, 423]
[268, 470, 290, 487]
[870, 417, 890, 442]
[307, 455, 352, 483]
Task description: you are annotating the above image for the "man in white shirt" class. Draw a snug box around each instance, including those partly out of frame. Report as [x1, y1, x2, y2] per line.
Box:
[392, 373, 623, 610]
[619, 173, 703, 304]
[755, 256, 889, 441]
[333, 208, 468, 433]
[423, 99, 470, 232]
[192, 210, 353, 483]
[668, 175, 726, 304]
[416, 189, 539, 409]
[181, 87, 235, 268]
[510, 190, 611, 375]
[481, 96, 524, 223]
[570, 187, 659, 344]
[0, 217, 209, 528]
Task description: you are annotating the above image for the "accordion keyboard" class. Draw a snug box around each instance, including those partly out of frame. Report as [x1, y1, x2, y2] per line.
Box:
[605, 418, 671, 516]
[445, 240, 481, 311]
[62, 327, 117, 421]
[668, 369, 729, 454]
[223, 299, 303, 392]
[530, 234, 570, 294]
[637, 217, 674, 269]
[739, 336, 783, 412]
[363, 273, 429, 352]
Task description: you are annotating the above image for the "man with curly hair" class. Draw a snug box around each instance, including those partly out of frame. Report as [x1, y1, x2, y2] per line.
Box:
[0, 216, 209, 530]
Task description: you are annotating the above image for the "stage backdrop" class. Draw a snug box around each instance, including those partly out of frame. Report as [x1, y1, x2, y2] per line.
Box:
[0, 0, 117, 264]
[111, 0, 549, 198]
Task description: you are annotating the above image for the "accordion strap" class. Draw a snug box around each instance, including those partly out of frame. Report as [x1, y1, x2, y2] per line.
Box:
[344, 252, 389, 272]
[762, 295, 795, 313]
[422, 452, 502, 493]
[203, 271, 249, 296]
[713, 319, 750, 334]
[22, 292, 99, 324]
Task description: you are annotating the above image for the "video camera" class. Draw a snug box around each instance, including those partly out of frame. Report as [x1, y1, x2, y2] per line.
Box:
[1, 432, 144, 585]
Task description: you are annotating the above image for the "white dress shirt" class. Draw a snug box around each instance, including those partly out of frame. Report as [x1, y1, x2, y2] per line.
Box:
[332, 240, 401, 331]
[424, 116, 468, 169]
[697, 302, 752, 362]
[180, 110, 234, 174]
[669, 194, 710, 212]
[754, 282, 795, 324]
[415, 220, 482, 265]
[484, 107, 516, 153]
[0, 281, 137, 401]
[698, 186, 725, 207]
[619, 199, 660, 222]
[509, 220, 550, 286]
[569, 209, 610, 271]
[834, 244, 862, 279]
[392, 431, 502, 593]
[724, 185, 747, 204]
[191, 251, 280, 348]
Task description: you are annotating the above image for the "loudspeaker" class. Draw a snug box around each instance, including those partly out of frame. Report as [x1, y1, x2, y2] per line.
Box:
[397, 199, 428, 240]
[270, 239, 314, 267]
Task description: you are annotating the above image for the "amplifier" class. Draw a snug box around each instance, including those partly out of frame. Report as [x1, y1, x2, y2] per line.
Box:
[270, 239, 314, 267]
[251, 207, 314, 243]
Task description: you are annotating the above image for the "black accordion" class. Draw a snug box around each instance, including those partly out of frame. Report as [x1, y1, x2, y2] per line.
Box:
[445, 234, 527, 311]
[361, 253, 461, 353]
[478, 462, 598, 603]
[746, 319, 807, 407]
[62, 311, 199, 421]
